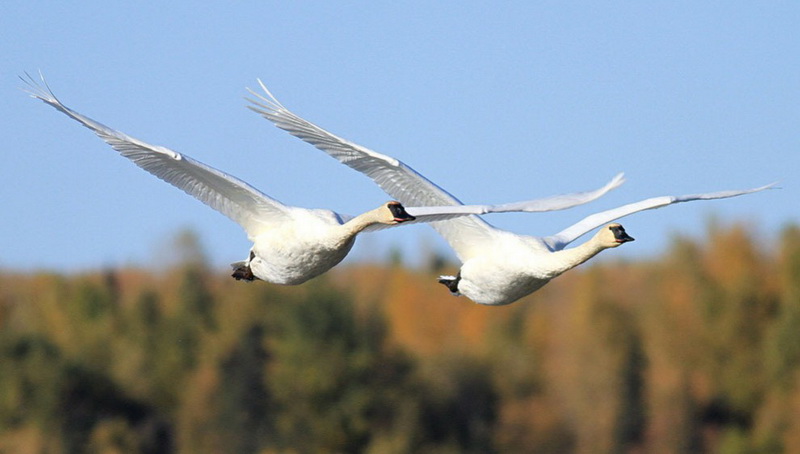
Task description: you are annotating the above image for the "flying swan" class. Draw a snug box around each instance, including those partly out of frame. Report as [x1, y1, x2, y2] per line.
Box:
[246, 81, 773, 304]
[23, 74, 623, 285]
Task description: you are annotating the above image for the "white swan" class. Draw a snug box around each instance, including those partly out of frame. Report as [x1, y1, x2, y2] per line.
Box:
[22, 75, 623, 285]
[246, 81, 774, 304]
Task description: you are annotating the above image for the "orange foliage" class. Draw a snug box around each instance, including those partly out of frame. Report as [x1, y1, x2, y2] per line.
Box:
[335, 266, 515, 356]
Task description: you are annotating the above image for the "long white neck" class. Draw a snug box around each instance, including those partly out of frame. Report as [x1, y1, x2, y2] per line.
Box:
[546, 236, 608, 277]
[339, 206, 388, 237]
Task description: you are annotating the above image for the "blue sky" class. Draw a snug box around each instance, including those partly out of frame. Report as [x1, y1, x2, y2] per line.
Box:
[2, 2, 797, 272]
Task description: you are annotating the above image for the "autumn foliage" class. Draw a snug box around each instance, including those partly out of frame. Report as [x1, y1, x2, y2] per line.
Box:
[1, 223, 799, 453]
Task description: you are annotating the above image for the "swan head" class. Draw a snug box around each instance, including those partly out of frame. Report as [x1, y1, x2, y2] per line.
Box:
[599, 223, 635, 248]
[384, 201, 417, 224]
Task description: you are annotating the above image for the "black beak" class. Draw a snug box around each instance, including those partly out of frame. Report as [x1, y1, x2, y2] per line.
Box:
[610, 225, 635, 243]
[388, 202, 416, 222]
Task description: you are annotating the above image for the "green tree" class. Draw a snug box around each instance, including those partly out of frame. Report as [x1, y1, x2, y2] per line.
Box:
[217, 324, 273, 453]
[267, 288, 415, 453]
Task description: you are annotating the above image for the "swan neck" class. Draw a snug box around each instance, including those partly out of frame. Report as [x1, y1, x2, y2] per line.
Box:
[549, 237, 607, 276]
[342, 208, 383, 235]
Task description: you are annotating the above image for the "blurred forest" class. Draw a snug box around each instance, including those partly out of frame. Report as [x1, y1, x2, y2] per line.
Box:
[1, 222, 799, 454]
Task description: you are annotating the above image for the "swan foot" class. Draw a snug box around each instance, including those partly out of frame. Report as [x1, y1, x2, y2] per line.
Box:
[438, 273, 461, 296]
[231, 251, 258, 281]
[231, 262, 257, 281]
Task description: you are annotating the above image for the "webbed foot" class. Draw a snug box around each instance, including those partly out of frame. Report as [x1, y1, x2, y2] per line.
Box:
[231, 251, 258, 281]
[438, 273, 461, 295]
[231, 263, 256, 281]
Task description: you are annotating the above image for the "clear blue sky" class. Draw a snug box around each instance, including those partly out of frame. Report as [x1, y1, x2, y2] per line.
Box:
[2, 2, 797, 272]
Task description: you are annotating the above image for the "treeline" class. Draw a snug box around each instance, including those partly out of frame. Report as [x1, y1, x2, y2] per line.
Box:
[1, 223, 799, 453]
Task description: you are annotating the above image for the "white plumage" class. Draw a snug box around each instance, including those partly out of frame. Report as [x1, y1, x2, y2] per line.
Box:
[247, 81, 773, 304]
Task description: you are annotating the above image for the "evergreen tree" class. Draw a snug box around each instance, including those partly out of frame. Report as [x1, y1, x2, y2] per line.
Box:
[266, 288, 415, 453]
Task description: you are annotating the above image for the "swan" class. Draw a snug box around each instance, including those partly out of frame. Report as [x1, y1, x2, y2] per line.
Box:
[22, 74, 624, 285]
[246, 81, 774, 304]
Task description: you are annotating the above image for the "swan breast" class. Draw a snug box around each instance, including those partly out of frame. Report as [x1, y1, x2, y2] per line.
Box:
[248, 209, 355, 285]
[456, 233, 554, 305]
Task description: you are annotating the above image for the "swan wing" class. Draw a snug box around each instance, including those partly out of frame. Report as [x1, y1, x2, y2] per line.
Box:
[543, 183, 776, 251]
[246, 81, 460, 205]
[246, 80, 505, 258]
[23, 73, 290, 238]
[415, 172, 625, 215]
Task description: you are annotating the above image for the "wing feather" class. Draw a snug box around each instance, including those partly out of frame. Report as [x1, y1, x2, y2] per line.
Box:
[543, 184, 776, 250]
[23, 73, 288, 238]
[246, 81, 499, 258]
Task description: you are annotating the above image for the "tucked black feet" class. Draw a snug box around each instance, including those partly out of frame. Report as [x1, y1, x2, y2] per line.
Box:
[231, 264, 256, 281]
[438, 272, 461, 295]
[231, 251, 258, 281]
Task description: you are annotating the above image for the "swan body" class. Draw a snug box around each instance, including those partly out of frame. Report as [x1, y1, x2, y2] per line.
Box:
[241, 204, 399, 284]
[442, 224, 633, 305]
[247, 81, 773, 304]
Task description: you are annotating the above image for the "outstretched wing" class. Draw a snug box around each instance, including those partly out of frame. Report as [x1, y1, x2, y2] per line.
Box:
[542, 183, 776, 251]
[246, 80, 498, 258]
[246, 80, 622, 260]
[417, 172, 625, 214]
[356, 175, 624, 234]
[355, 176, 623, 236]
[23, 73, 290, 238]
